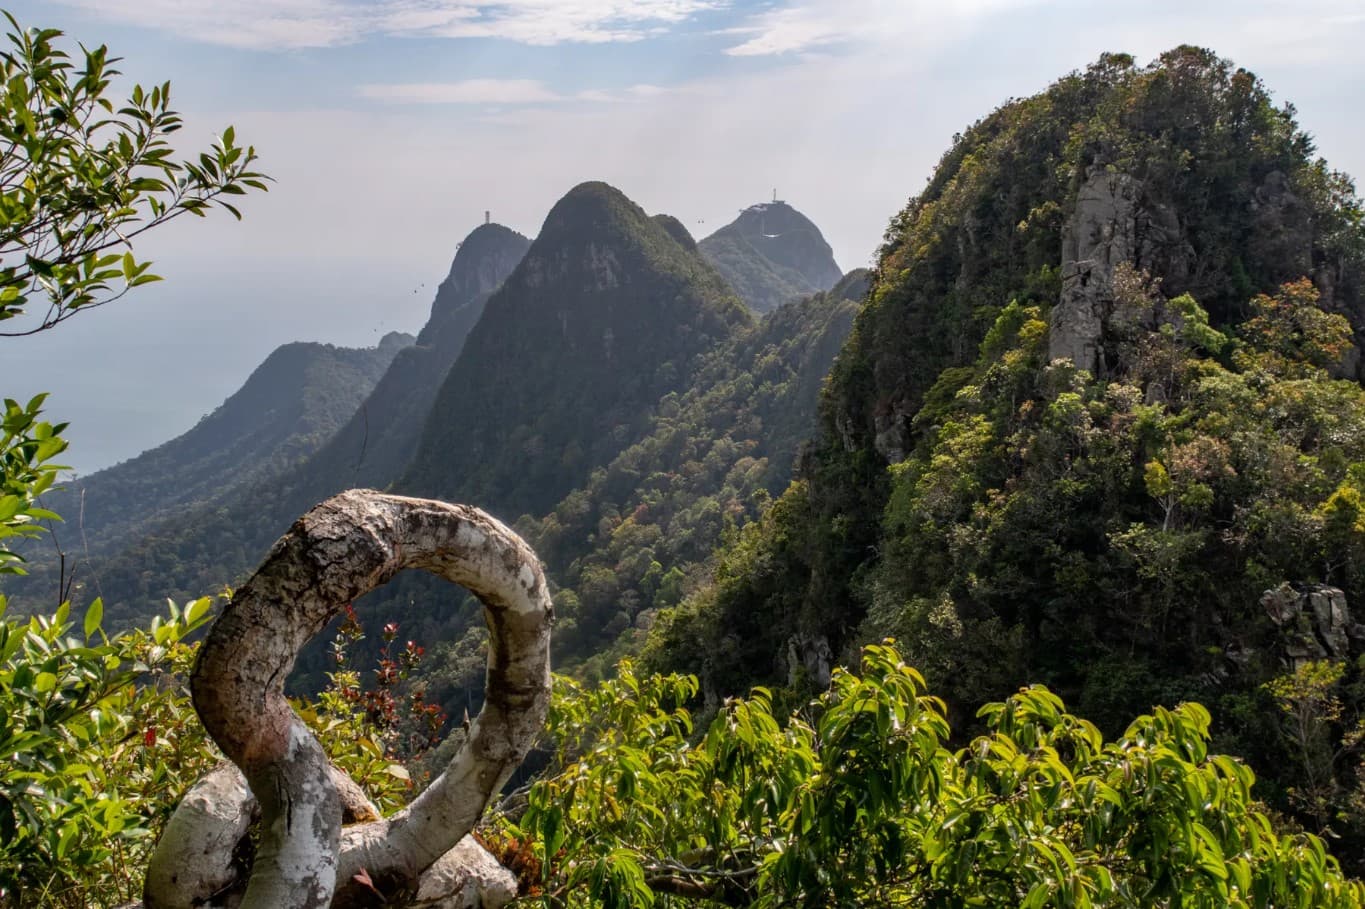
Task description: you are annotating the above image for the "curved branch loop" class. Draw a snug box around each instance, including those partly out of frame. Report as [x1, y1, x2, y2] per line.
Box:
[170, 490, 551, 909]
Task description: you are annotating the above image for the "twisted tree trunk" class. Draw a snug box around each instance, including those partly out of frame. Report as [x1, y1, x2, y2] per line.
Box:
[143, 491, 553, 908]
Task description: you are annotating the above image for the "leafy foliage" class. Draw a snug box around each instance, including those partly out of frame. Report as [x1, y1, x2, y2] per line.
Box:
[0, 395, 65, 576]
[0, 596, 214, 907]
[1262, 659, 1365, 834]
[0, 12, 267, 335]
[516, 643, 1365, 907]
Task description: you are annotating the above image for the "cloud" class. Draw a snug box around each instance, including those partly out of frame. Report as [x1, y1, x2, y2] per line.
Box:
[384, 0, 728, 45]
[51, 0, 366, 50]
[723, 0, 1037, 57]
[359, 80, 680, 106]
[51, 0, 728, 50]
[357, 79, 562, 104]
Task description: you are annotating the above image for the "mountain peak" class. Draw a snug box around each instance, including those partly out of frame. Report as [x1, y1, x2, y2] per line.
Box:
[377, 330, 413, 351]
[652, 213, 697, 251]
[512, 181, 740, 301]
[418, 221, 530, 348]
[699, 199, 842, 313]
[400, 181, 750, 518]
[534, 180, 652, 250]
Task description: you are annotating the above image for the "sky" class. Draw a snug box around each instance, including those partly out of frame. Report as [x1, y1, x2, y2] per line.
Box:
[3, 0, 1364, 474]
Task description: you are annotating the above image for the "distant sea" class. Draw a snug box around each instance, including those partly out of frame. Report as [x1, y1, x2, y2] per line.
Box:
[3, 258, 433, 476]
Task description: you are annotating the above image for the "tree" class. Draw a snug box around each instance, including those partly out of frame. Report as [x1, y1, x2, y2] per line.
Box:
[0, 10, 267, 578]
[0, 11, 267, 336]
[0, 594, 223, 906]
[517, 643, 1365, 908]
[142, 491, 552, 909]
[0, 393, 67, 576]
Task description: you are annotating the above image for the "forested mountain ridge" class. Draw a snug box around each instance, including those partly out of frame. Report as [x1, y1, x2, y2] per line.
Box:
[13, 184, 763, 626]
[15, 333, 411, 577]
[321, 268, 869, 703]
[698, 200, 843, 313]
[530, 267, 869, 673]
[5, 222, 528, 622]
[259, 222, 531, 501]
[12, 11, 1365, 903]
[644, 46, 1365, 854]
[399, 181, 752, 519]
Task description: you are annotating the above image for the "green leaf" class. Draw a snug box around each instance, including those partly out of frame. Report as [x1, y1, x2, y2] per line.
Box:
[82, 599, 102, 640]
[0, 495, 21, 522]
[185, 596, 211, 626]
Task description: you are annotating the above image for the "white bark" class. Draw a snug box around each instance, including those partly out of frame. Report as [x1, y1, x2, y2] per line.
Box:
[144, 491, 552, 909]
[143, 763, 256, 909]
[143, 765, 515, 909]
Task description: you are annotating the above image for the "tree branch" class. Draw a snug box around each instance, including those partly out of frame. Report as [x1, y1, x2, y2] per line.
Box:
[146, 490, 552, 909]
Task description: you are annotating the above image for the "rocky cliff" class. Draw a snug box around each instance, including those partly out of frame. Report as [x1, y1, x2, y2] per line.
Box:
[649, 46, 1365, 707]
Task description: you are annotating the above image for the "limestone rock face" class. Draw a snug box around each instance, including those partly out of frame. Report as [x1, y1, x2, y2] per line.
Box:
[419, 223, 532, 353]
[787, 633, 833, 689]
[1048, 168, 1140, 374]
[1248, 170, 1313, 290]
[873, 412, 909, 464]
[1262, 583, 1365, 668]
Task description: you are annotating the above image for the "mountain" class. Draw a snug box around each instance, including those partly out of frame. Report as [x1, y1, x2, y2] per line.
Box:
[399, 181, 752, 520]
[7, 223, 528, 621]
[698, 200, 843, 313]
[640, 48, 1365, 857]
[267, 222, 531, 497]
[23, 333, 411, 564]
[417, 223, 534, 354]
[530, 268, 869, 672]
[305, 268, 869, 703]
[647, 47, 1365, 713]
[20, 186, 748, 626]
[287, 183, 769, 693]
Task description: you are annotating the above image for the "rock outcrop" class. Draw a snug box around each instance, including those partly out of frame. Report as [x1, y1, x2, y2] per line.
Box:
[1048, 168, 1140, 374]
[1262, 582, 1365, 668]
[786, 633, 833, 689]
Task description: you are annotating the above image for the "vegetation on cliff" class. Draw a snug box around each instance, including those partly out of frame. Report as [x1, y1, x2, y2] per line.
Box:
[7, 15, 1365, 902]
[645, 47, 1365, 856]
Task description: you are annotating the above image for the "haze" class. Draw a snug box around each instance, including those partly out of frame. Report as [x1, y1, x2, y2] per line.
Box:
[4, 0, 1362, 474]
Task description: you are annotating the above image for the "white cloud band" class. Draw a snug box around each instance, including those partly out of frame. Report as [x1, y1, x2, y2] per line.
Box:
[51, 0, 727, 50]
